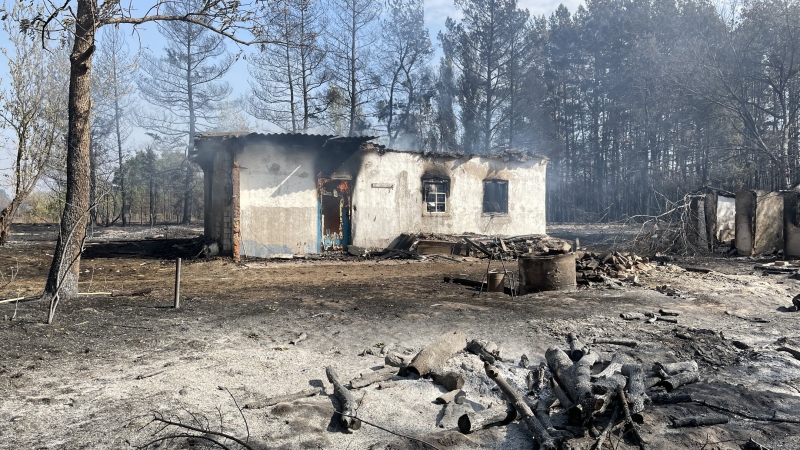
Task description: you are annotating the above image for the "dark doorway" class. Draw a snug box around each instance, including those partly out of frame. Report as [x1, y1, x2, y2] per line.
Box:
[318, 178, 351, 251]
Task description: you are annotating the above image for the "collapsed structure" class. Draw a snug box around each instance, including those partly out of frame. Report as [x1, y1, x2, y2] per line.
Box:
[683, 186, 800, 257]
[191, 133, 548, 259]
[686, 187, 736, 251]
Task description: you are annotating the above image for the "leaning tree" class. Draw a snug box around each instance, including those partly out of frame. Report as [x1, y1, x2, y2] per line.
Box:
[27, 0, 273, 324]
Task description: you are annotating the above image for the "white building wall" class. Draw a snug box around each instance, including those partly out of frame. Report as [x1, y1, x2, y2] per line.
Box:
[238, 144, 320, 256]
[349, 151, 547, 248]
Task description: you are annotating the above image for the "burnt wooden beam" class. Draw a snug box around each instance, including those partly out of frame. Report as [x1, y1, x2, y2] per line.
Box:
[408, 330, 466, 376]
[326, 366, 361, 430]
[484, 363, 556, 450]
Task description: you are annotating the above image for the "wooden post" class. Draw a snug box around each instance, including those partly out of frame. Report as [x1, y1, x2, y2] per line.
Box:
[173, 258, 181, 309]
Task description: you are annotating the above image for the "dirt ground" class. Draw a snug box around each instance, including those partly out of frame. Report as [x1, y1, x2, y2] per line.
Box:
[1, 223, 800, 449]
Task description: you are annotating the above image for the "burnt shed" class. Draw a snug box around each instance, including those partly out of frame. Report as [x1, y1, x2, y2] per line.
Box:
[191, 133, 548, 259]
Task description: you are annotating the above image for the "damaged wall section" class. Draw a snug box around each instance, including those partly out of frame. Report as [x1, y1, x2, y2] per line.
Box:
[238, 143, 321, 256]
[345, 149, 547, 249]
[735, 190, 784, 256]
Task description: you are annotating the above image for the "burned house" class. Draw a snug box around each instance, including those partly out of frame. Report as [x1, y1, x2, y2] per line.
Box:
[191, 133, 548, 259]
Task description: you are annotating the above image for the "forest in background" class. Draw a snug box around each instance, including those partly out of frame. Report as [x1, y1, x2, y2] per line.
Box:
[1, 0, 798, 230]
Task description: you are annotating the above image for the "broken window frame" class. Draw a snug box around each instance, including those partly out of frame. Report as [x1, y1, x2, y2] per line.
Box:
[422, 178, 450, 213]
[483, 179, 509, 214]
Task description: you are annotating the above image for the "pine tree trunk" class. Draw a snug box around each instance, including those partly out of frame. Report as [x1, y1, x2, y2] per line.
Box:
[182, 164, 192, 224]
[89, 139, 98, 226]
[44, 0, 96, 323]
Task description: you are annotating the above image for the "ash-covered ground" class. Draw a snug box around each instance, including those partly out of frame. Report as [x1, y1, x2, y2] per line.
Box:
[1, 224, 799, 449]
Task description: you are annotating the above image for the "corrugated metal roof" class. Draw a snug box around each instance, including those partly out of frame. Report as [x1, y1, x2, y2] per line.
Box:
[359, 142, 549, 163]
[195, 131, 339, 139]
[193, 132, 547, 162]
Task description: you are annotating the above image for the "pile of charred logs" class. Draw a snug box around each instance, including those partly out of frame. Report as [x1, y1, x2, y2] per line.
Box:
[256, 330, 722, 450]
[461, 332, 705, 450]
[577, 251, 656, 282]
[358, 233, 576, 261]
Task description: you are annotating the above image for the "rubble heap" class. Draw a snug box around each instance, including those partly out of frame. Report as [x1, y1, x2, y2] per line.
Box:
[362, 233, 575, 260]
[576, 251, 656, 283]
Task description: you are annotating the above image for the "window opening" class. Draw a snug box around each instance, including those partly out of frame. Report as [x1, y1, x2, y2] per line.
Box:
[483, 180, 508, 214]
[423, 179, 449, 213]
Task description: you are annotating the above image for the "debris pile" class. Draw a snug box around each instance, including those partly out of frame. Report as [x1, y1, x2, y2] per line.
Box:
[363, 233, 575, 261]
[243, 330, 758, 450]
[576, 251, 656, 283]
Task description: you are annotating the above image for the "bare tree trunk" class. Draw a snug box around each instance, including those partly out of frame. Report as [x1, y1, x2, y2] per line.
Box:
[148, 146, 156, 227]
[182, 164, 192, 224]
[182, 35, 195, 225]
[115, 91, 127, 226]
[89, 138, 98, 226]
[0, 198, 23, 245]
[349, 8, 357, 137]
[44, 0, 96, 322]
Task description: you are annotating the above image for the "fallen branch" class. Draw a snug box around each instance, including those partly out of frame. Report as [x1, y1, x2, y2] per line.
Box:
[695, 399, 800, 424]
[568, 332, 587, 361]
[111, 287, 154, 297]
[437, 401, 467, 428]
[672, 414, 728, 428]
[776, 345, 800, 361]
[621, 364, 648, 416]
[650, 393, 692, 404]
[545, 347, 577, 402]
[436, 390, 466, 405]
[594, 338, 638, 348]
[408, 330, 466, 376]
[457, 403, 515, 433]
[135, 370, 166, 380]
[533, 392, 556, 431]
[484, 362, 556, 450]
[0, 295, 39, 304]
[335, 410, 441, 449]
[660, 370, 699, 392]
[385, 351, 414, 370]
[591, 404, 619, 450]
[431, 371, 464, 391]
[654, 360, 698, 377]
[466, 339, 499, 364]
[290, 332, 307, 345]
[571, 351, 600, 422]
[244, 387, 322, 409]
[744, 438, 773, 450]
[550, 378, 574, 410]
[595, 353, 626, 379]
[378, 381, 397, 389]
[349, 367, 397, 389]
[592, 372, 627, 415]
[621, 312, 646, 320]
[616, 384, 646, 450]
[325, 366, 361, 430]
[138, 411, 255, 450]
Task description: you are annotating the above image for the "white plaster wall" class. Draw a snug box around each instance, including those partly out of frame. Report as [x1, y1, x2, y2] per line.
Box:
[350, 151, 547, 248]
[238, 144, 319, 256]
